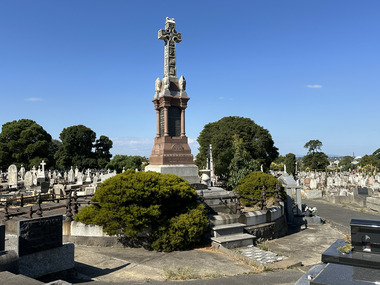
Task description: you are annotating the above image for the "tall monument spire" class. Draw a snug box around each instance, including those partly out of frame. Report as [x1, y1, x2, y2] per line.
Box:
[145, 17, 199, 185]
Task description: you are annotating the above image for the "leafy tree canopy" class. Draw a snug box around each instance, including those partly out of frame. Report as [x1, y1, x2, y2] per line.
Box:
[54, 125, 112, 170]
[106, 155, 148, 173]
[0, 119, 54, 169]
[359, 155, 380, 170]
[302, 152, 329, 171]
[373, 148, 380, 160]
[304, 139, 323, 154]
[195, 116, 278, 180]
[75, 170, 209, 252]
[226, 135, 260, 189]
[339, 156, 355, 171]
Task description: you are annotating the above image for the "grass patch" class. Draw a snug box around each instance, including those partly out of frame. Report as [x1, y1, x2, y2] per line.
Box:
[163, 266, 197, 280]
[257, 241, 270, 251]
[162, 266, 227, 280]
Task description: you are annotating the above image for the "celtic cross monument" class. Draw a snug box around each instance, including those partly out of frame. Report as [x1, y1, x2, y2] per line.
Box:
[145, 17, 199, 184]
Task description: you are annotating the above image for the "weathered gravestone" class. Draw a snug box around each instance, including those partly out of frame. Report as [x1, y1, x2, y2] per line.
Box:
[8, 164, 18, 188]
[17, 215, 74, 278]
[40, 181, 50, 193]
[53, 184, 65, 197]
[24, 171, 33, 189]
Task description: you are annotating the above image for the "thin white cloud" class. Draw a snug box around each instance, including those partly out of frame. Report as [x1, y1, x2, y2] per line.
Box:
[218, 96, 224, 100]
[306, 85, 322, 88]
[26, 97, 43, 102]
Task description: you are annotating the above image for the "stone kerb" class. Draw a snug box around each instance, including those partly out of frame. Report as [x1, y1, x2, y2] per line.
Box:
[238, 206, 283, 227]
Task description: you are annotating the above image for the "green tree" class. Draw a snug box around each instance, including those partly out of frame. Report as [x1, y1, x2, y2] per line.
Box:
[302, 140, 329, 171]
[284, 153, 296, 176]
[226, 135, 260, 189]
[304, 139, 323, 154]
[95, 136, 113, 169]
[303, 152, 329, 171]
[235, 171, 284, 206]
[270, 155, 284, 171]
[339, 156, 354, 171]
[0, 119, 54, 169]
[359, 155, 380, 170]
[75, 170, 209, 252]
[54, 125, 112, 169]
[373, 148, 380, 160]
[106, 155, 148, 173]
[195, 116, 278, 180]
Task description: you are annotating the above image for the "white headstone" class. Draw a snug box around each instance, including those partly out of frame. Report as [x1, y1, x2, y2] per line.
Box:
[19, 165, 26, 180]
[8, 164, 18, 187]
[24, 171, 33, 188]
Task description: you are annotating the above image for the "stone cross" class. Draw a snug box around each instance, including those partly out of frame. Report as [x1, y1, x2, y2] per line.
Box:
[40, 160, 46, 173]
[158, 17, 182, 79]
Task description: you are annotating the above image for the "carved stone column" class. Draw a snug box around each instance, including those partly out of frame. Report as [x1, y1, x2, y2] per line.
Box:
[181, 109, 185, 136]
[156, 109, 160, 137]
[164, 107, 169, 136]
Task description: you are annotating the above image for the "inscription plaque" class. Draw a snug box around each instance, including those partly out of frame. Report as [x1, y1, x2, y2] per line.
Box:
[168, 106, 181, 137]
[18, 215, 62, 256]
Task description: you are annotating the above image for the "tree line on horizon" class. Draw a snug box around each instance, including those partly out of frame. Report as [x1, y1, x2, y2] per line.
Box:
[1, 117, 378, 183]
[0, 119, 147, 172]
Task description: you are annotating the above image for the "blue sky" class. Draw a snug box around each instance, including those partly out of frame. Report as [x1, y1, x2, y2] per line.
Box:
[1, 1, 379, 158]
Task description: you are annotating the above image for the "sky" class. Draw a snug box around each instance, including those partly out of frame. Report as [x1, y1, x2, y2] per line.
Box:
[0, 1, 379, 158]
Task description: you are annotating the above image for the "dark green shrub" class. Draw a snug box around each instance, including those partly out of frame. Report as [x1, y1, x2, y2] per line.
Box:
[235, 171, 284, 206]
[75, 170, 209, 251]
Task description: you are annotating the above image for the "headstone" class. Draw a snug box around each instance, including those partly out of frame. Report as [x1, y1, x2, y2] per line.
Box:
[7, 164, 18, 187]
[85, 169, 92, 183]
[53, 184, 65, 197]
[68, 167, 74, 183]
[351, 219, 380, 254]
[40, 181, 50, 193]
[76, 173, 83, 185]
[85, 187, 95, 195]
[74, 167, 79, 178]
[24, 171, 33, 189]
[18, 215, 62, 256]
[19, 165, 26, 180]
[92, 175, 98, 186]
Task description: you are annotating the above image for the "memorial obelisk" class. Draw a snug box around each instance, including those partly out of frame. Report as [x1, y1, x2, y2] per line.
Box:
[145, 17, 199, 184]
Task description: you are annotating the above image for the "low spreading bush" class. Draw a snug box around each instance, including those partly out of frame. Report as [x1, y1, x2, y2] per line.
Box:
[75, 170, 209, 251]
[235, 171, 285, 206]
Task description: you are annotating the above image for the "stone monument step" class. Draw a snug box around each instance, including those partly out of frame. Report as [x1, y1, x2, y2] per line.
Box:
[211, 223, 246, 237]
[211, 233, 256, 249]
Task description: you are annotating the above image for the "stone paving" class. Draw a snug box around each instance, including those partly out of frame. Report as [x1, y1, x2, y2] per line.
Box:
[237, 245, 287, 265]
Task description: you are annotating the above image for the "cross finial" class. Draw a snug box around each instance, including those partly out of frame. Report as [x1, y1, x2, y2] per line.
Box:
[158, 17, 182, 79]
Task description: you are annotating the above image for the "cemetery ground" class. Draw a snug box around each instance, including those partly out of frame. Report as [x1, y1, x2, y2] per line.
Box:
[3, 197, 378, 284]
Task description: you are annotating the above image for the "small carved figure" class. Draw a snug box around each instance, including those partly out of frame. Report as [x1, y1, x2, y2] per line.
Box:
[179, 76, 186, 91]
[155, 77, 162, 93]
[163, 76, 170, 90]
